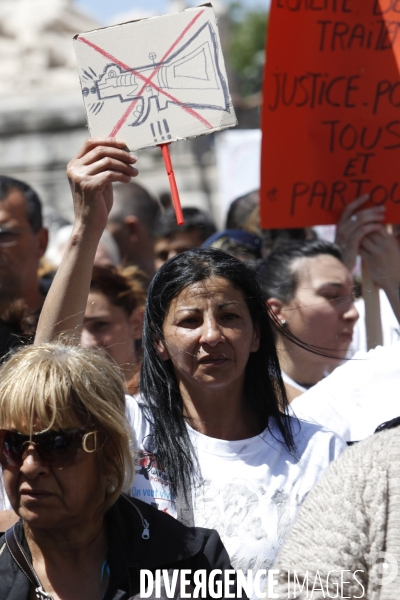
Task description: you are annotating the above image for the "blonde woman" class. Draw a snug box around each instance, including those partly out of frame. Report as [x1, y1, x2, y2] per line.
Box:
[0, 342, 236, 599]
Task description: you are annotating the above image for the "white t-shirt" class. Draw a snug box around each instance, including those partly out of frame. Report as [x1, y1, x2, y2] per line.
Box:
[350, 289, 400, 354]
[290, 342, 400, 441]
[125, 396, 345, 575]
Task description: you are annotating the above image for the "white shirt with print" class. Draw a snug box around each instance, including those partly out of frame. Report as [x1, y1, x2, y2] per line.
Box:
[125, 395, 345, 576]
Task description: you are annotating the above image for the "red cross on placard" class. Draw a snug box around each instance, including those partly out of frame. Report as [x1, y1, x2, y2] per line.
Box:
[77, 9, 212, 138]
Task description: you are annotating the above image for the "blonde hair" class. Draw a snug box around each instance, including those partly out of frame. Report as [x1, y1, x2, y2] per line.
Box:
[0, 341, 135, 509]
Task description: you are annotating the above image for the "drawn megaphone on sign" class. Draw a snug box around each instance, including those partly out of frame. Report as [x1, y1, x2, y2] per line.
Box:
[82, 21, 230, 127]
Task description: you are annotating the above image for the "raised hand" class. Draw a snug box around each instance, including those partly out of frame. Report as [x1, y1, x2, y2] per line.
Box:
[360, 226, 400, 289]
[66, 138, 138, 234]
[335, 194, 385, 271]
[36, 138, 138, 343]
[359, 226, 400, 324]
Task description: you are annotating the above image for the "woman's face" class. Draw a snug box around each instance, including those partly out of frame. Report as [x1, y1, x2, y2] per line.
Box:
[3, 427, 106, 531]
[158, 277, 260, 392]
[280, 254, 359, 360]
[82, 292, 142, 368]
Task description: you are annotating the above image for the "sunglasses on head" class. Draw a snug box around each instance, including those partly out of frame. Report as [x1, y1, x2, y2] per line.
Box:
[0, 428, 101, 469]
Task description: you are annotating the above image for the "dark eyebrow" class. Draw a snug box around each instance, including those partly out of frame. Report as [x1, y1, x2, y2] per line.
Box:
[318, 283, 345, 289]
[218, 302, 242, 309]
[83, 316, 109, 322]
[176, 301, 242, 314]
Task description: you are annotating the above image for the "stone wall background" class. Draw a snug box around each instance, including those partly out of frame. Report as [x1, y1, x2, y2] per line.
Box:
[0, 0, 259, 232]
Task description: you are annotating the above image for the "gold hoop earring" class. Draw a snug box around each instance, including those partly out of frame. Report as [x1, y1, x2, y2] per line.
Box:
[82, 431, 98, 453]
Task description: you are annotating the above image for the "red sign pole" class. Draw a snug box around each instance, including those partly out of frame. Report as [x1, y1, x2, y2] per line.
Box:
[160, 143, 184, 225]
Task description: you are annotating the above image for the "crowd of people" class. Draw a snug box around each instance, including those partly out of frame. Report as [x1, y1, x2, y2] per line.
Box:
[0, 137, 399, 598]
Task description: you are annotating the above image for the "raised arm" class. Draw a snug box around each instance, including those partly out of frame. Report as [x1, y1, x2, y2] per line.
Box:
[359, 226, 400, 324]
[334, 194, 385, 271]
[35, 138, 138, 344]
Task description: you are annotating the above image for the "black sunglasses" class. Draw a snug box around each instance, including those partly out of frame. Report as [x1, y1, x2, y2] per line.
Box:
[0, 428, 101, 469]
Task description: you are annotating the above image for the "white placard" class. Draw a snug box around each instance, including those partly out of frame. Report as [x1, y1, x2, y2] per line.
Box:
[73, 4, 237, 151]
[215, 129, 261, 223]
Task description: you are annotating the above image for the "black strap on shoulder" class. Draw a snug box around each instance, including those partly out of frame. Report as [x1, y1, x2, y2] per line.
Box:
[375, 416, 400, 434]
[5, 526, 54, 599]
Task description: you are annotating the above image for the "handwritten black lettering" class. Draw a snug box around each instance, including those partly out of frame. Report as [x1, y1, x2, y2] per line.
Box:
[370, 184, 388, 204]
[333, 21, 350, 49]
[290, 182, 310, 215]
[381, 21, 400, 50]
[373, 79, 400, 115]
[390, 182, 400, 203]
[323, 119, 340, 152]
[290, 179, 400, 215]
[343, 156, 359, 177]
[350, 179, 371, 198]
[374, 0, 400, 16]
[267, 0, 400, 224]
[326, 76, 347, 106]
[358, 152, 375, 173]
[339, 124, 358, 150]
[268, 72, 360, 111]
[317, 19, 400, 51]
[360, 127, 382, 150]
[328, 181, 347, 210]
[309, 181, 328, 209]
[384, 120, 400, 149]
[276, 0, 352, 11]
[343, 153, 374, 177]
[322, 120, 400, 152]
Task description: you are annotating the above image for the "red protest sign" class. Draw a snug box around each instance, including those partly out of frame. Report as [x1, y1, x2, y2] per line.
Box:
[260, 0, 400, 229]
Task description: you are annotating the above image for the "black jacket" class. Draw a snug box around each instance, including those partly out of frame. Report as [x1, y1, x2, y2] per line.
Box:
[0, 494, 242, 599]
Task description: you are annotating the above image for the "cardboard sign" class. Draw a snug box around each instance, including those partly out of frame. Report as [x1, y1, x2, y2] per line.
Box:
[73, 4, 237, 152]
[261, 0, 400, 229]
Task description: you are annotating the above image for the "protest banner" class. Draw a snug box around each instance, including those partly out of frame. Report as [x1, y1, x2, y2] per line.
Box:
[261, 0, 400, 230]
[73, 3, 237, 224]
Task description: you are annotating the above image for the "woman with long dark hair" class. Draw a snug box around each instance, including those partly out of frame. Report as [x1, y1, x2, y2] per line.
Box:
[34, 139, 346, 580]
[139, 247, 295, 500]
[257, 241, 359, 401]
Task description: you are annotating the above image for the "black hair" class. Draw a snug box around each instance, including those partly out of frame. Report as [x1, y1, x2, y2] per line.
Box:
[153, 207, 217, 242]
[90, 265, 146, 316]
[140, 247, 295, 499]
[0, 176, 43, 233]
[110, 182, 161, 232]
[257, 240, 344, 303]
[225, 191, 315, 254]
[225, 190, 259, 230]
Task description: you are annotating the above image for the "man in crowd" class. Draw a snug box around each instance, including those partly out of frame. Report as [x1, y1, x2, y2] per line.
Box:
[107, 181, 161, 277]
[153, 206, 216, 270]
[0, 176, 48, 358]
[225, 190, 259, 230]
[226, 190, 314, 256]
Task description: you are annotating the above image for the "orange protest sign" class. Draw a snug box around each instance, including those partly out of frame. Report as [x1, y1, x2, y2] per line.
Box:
[261, 0, 400, 229]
